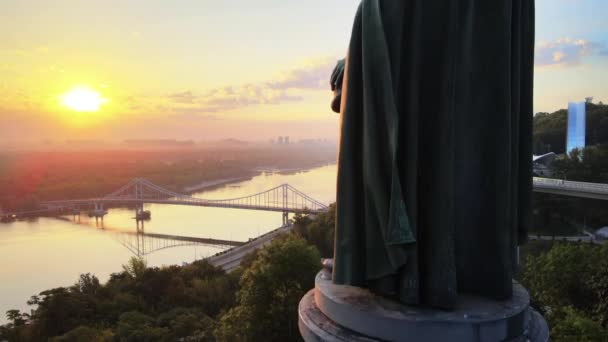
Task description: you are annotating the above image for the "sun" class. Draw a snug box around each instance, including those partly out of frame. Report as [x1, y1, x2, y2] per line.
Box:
[59, 86, 107, 112]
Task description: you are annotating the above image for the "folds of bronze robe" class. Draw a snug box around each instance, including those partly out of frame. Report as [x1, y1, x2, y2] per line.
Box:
[333, 0, 534, 309]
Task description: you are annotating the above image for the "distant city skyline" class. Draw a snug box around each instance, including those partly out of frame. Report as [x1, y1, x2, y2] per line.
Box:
[1, 0, 607, 142]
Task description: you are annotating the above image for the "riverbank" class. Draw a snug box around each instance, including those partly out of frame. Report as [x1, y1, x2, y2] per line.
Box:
[183, 175, 255, 193]
[0, 162, 337, 220]
[0, 144, 338, 212]
[253, 161, 336, 174]
[184, 161, 336, 194]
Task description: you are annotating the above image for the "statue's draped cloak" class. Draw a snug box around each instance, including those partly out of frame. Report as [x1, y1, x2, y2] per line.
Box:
[334, 0, 534, 308]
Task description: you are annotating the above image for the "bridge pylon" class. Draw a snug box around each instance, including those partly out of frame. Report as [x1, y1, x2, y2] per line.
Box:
[282, 212, 289, 226]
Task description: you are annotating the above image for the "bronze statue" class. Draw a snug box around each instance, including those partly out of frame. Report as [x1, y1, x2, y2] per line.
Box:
[332, 0, 534, 309]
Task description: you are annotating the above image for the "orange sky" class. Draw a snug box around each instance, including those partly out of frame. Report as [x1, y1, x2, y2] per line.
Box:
[1, 0, 607, 143]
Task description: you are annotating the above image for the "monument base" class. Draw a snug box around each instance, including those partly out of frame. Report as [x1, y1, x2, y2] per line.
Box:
[298, 264, 549, 342]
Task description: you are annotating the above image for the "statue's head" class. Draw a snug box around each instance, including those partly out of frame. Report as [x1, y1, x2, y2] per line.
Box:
[330, 59, 345, 113]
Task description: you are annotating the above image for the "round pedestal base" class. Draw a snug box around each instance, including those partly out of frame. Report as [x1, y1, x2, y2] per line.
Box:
[298, 269, 549, 342]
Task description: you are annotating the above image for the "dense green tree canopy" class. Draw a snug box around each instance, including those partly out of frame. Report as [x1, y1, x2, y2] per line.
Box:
[552, 145, 608, 183]
[292, 203, 336, 258]
[518, 242, 608, 341]
[0, 258, 237, 341]
[215, 234, 321, 341]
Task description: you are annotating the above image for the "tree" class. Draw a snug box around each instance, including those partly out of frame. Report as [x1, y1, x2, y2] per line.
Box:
[293, 204, 336, 258]
[518, 242, 608, 339]
[50, 326, 113, 342]
[122, 257, 147, 280]
[28, 287, 92, 338]
[550, 307, 608, 342]
[590, 257, 608, 326]
[115, 311, 169, 341]
[1, 310, 30, 341]
[72, 273, 101, 295]
[552, 145, 608, 183]
[6, 310, 27, 327]
[156, 307, 216, 341]
[215, 234, 321, 341]
[533, 109, 568, 154]
[190, 272, 240, 317]
[520, 243, 606, 316]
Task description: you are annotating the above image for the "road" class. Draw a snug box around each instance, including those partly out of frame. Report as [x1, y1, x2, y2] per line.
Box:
[528, 234, 605, 245]
[206, 225, 293, 271]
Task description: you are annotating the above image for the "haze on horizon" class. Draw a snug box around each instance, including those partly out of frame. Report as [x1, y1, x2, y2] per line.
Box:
[1, 0, 607, 143]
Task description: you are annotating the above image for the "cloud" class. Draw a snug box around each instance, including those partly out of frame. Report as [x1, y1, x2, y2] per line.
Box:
[267, 57, 338, 90]
[170, 111, 219, 122]
[168, 91, 197, 104]
[535, 38, 607, 67]
[168, 84, 304, 115]
[166, 57, 338, 115]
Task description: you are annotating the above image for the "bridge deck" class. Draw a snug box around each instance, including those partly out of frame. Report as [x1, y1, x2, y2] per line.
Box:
[44, 198, 327, 214]
[21, 177, 608, 219]
[41, 179, 329, 214]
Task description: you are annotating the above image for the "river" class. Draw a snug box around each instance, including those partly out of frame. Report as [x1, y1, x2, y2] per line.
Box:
[0, 164, 337, 323]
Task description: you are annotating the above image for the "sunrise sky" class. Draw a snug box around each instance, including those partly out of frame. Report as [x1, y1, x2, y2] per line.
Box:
[1, 0, 607, 142]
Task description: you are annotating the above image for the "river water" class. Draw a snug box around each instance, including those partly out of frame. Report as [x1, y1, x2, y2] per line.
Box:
[0, 164, 337, 323]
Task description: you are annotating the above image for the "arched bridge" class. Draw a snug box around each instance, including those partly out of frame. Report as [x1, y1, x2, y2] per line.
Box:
[42, 178, 329, 224]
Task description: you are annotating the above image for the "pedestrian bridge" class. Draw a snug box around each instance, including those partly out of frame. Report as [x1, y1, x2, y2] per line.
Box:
[28, 177, 608, 222]
[42, 178, 329, 224]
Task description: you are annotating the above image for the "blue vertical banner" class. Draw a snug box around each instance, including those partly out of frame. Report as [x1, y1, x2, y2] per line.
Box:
[566, 102, 586, 154]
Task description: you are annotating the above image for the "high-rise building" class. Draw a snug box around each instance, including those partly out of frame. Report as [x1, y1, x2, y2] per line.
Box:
[566, 101, 586, 154]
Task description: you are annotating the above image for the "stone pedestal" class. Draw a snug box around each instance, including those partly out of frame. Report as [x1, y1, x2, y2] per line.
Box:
[298, 265, 549, 342]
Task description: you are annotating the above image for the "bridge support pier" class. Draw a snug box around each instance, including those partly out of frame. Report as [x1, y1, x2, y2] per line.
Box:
[135, 203, 150, 222]
[71, 206, 80, 221]
[136, 219, 145, 232]
[92, 202, 105, 228]
[135, 203, 142, 219]
[282, 212, 289, 226]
